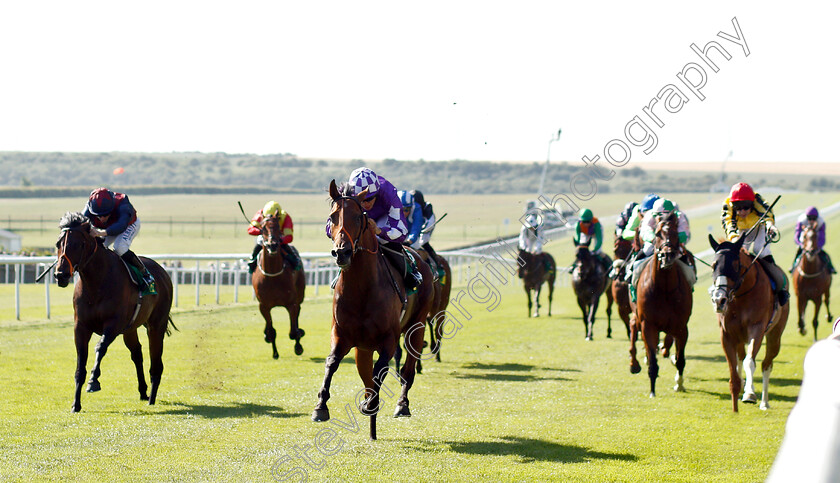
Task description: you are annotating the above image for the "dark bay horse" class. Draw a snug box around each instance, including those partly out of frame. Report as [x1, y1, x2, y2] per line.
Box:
[571, 246, 612, 340]
[519, 249, 556, 318]
[709, 234, 789, 411]
[612, 237, 633, 340]
[252, 214, 306, 358]
[793, 223, 833, 341]
[631, 213, 692, 397]
[313, 180, 434, 440]
[54, 212, 175, 413]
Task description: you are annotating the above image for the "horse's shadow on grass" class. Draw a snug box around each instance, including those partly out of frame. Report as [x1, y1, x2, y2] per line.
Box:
[455, 362, 577, 382]
[446, 436, 637, 463]
[140, 401, 305, 419]
[693, 388, 799, 403]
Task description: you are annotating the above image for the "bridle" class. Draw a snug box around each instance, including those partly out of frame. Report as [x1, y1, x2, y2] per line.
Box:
[712, 247, 758, 306]
[331, 196, 378, 255]
[57, 226, 98, 278]
[654, 215, 679, 269]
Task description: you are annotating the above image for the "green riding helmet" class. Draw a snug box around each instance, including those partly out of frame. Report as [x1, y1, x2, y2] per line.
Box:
[579, 208, 593, 222]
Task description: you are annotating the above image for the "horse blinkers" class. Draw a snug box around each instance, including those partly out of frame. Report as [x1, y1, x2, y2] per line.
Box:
[261, 216, 280, 254]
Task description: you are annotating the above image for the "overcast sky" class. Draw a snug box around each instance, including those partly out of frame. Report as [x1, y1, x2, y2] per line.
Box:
[0, 2, 836, 165]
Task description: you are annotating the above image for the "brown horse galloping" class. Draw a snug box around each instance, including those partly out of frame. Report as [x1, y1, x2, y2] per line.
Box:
[312, 180, 434, 440]
[54, 212, 175, 413]
[709, 234, 789, 411]
[519, 249, 555, 318]
[631, 213, 692, 397]
[571, 246, 612, 340]
[793, 223, 833, 341]
[612, 237, 633, 340]
[252, 214, 306, 359]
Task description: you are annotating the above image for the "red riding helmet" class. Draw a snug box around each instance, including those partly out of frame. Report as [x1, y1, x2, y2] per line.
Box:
[87, 188, 115, 216]
[729, 182, 755, 202]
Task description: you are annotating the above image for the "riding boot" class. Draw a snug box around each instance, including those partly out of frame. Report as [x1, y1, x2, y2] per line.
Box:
[422, 242, 445, 279]
[122, 250, 154, 293]
[761, 255, 789, 306]
[821, 250, 837, 274]
[790, 247, 802, 273]
[248, 243, 261, 274]
[382, 241, 422, 291]
[281, 244, 302, 270]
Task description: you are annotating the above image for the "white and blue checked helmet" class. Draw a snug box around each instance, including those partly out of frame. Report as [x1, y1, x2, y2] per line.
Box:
[348, 167, 380, 198]
[398, 190, 414, 207]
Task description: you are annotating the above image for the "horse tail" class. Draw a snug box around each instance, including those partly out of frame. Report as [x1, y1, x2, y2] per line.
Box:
[165, 315, 179, 336]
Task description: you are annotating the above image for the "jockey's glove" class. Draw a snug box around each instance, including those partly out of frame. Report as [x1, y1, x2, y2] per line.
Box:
[89, 227, 107, 237]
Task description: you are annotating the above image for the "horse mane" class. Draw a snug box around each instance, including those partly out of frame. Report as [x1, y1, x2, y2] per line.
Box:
[336, 182, 353, 197]
[59, 211, 89, 230]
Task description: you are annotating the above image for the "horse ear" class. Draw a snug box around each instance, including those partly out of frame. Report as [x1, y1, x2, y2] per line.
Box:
[708, 233, 719, 251]
[357, 187, 370, 202]
[329, 179, 340, 200]
[734, 234, 745, 249]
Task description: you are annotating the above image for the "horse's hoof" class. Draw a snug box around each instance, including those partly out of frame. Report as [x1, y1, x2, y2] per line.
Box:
[312, 408, 330, 422]
[140, 394, 149, 401]
[630, 362, 642, 374]
[416, 361, 423, 374]
[674, 385, 685, 392]
[86, 381, 101, 393]
[649, 392, 656, 398]
[799, 326, 807, 336]
[394, 404, 411, 418]
[585, 336, 593, 341]
[422, 340, 429, 348]
[607, 333, 612, 339]
[272, 352, 279, 360]
[294, 344, 304, 356]
[742, 392, 757, 404]
[760, 401, 770, 410]
[71, 403, 81, 413]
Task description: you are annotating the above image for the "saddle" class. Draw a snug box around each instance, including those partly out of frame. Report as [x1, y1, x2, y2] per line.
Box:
[120, 259, 157, 296]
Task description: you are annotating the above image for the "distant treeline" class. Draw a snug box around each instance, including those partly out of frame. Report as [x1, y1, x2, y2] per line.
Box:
[0, 151, 837, 196]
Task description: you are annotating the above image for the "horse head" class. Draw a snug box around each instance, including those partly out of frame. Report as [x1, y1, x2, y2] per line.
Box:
[261, 215, 281, 255]
[328, 179, 377, 268]
[574, 245, 594, 278]
[654, 213, 680, 269]
[802, 222, 819, 261]
[54, 211, 98, 287]
[708, 233, 746, 314]
[614, 236, 632, 260]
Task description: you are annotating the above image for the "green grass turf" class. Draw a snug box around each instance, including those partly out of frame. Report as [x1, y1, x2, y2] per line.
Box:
[1, 190, 838, 481]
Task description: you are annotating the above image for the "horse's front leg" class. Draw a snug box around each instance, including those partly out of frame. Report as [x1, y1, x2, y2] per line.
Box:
[533, 285, 542, 317]
[525, 287, 533, 318]
[721, 330, 742, 412]
[640, 318, 659, 397]
[586, 296, 600, 341]
[741, 334, 763, 404]
[812, 297, 823, 342]
[260, 304, 279, 359]
[87, 323, 121, 393]
[72, 324, 93, 412]
[825, 285, 833, 324]
[797, 294, 808, 336]
[287, 304, 305, 356]
[628, 313, 641, 374]
[312, 341, 350, 422]
[395, 321, 424, 418]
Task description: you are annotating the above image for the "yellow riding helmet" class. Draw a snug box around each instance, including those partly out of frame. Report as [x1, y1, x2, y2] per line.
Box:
[262, 201, 282, 217]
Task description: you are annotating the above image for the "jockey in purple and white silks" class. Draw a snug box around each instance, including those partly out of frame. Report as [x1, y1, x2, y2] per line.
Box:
[790, 206, 836, 274]
[326, 167, 422, 289]
[327, 167, 408, 243]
